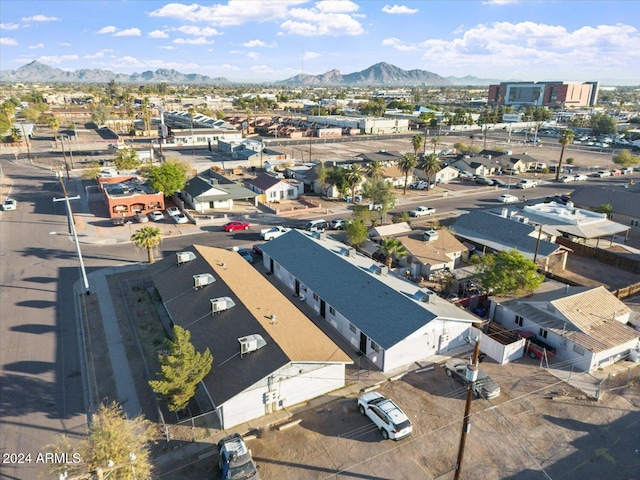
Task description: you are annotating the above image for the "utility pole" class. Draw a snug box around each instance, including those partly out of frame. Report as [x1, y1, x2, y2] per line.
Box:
[453, 338, 482, 480]
[53, 172, 90, 295]
[20, 123, 33, 163]
[533, 224, 543, 264]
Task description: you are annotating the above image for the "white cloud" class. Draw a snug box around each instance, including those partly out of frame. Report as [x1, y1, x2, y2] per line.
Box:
[173, 36, 213, 45]
[243, 39, 266, 47]
[382, 4, 419, 15]
[483, 0, 519, 4]
[84, 50, 111, 59]
[0, 23, 20, 30]
[316, 0, 360, 13]
[97, 25, 117, 34]
[28, 43, 44, 49]
[281, 3, 365, 36]
[148, 30, 169, 38]
[250, 64, 275, 73]
[303, 51, 320, 60]
[0, 37, 18, 46]
[247, 51, 260, 59]
[21, 15, 59, 22]
[149, 1, 306, 26]
[382, 37, 417, 51]
[58, 42, 71, 46]
[37, 54, 79, 64]
[114, 28, 141, 37]
[172, 25, 221, 36]
[159, 45, 176, 50]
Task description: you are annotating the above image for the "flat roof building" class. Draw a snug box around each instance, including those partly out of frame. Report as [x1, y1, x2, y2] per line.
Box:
[488, 81, 599, 108]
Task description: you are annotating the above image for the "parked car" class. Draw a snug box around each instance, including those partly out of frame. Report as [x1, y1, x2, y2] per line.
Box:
[498, 194, 519, 204]
[516, 179, 538, 189]
[304, 219, 328, 232]
[409, 180, 429, 190]
[148, 210, 165, 222]
[235, 248, 254, 263]
[610, 169, 622, 176]
[593, 170, 611, 178]
[516, 331, 557, 360]
[218, 433, 260, 480]
[475, 176, 493, 185]
[173, 213, 189, 224]
[357, 391, 413, 440]
[559, 176, 574, 183]
[134, 212, 149, 223]
[166, 206, 180, 217]
[111, 216, 125, 226]
[330, 218, 349, 230]
[409, 206, 435, 217]
[492, 178, 507, 187]
[573, 174, 588, 181]
[444, 359, 501, 399]
[260, 226, 291, 241]
[1, 198, 17, 211]
[224, 221, 251, 232]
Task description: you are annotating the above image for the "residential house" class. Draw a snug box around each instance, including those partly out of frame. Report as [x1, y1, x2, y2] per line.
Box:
[491, 153, 537, 173]
[247, 173, 302, 202]
[449, 156, 502, 177]
[491, 285, 639, 372]
[149, 245, 352, 429]
[396, 229, 469, 279]
[356, 150, 403, 164]
[382, 165, 412, 187]
[569, 186, 640, 234]
[181, 170, 258, 212]
[260, 230, 480, 372]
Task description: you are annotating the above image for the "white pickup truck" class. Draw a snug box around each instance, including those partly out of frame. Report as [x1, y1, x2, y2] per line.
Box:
[409, 206, 436, 217]
[260, 226, 291, 241]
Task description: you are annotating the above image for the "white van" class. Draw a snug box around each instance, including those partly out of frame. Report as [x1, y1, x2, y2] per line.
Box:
[516, 179, 538, 189]
[304, 219, 328, 232]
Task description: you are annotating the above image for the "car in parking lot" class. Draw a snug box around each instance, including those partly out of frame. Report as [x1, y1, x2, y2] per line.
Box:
[573, 174, 588, 181]
[444, 359, 501, 399]
[218, 433, 260, 480]
[173, 213, 189, 224]
[516, 179, 538, 189]
[498, 194, 519, 204]
[409, 206, 435, 217]
[148, 210, 165, 222]
[166, 206, 180, 217]
[491, 178, 508, 187]
[111, 216, 125, 226]
[134, 212, 149, 223]
[357, 391, 413, 440]
[223, 221, 251, 232]
[330, 218, 349, 230]
[304, 219, 328, 232]
[559, 175, 574, 183]
[260, 226, 290, 241]
[593, 170, 611, 178]
[1, 198, 17, 211]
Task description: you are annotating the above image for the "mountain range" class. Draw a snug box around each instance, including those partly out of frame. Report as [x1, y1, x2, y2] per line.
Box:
[0, 60, 496, 86]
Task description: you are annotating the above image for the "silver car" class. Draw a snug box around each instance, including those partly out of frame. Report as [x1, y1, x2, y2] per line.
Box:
[444, 359, 500, 399]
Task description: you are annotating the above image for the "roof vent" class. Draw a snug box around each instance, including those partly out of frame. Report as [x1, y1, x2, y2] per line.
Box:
[340, 247, 356, 258]
[238, 334, 267, 358]
[423, 229, 439, 242]
[210, 296, 236, 314]
[413, 290, 436, 304]
[367, 264, 388, 276]
[193, 274, 215, 289]
[176, 251, 196, 265]
[313, 232, 326, 241]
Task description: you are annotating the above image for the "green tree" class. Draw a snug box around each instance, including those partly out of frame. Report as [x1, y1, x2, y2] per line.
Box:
[392, 211, 411, 224]
[0, 101, 15, 132]
[344, 218, 369, 247]
[145, 161, 188, 196]
[361, 178, 396, 224]
[114, 147, 142, 171]
[377, 237, 408, 268]
[131, 226, 163, 264]
[613, 149, 639, 167]
[46, 402, 156, 480]
[9, 127, 21, 143]
[420, 153, 441, 188]
[360, 97, 386, 117]
[345, 164, 363, 200]
[556, 129, 575, 180]
[590, 113, 617, 136]
[469, 249, 544, 296]
[149, 326, 213, 412]
[82, 162, 102, 179]
[453, 141, 468, 154]
[19, 106, 40, 123]
[91, 105, 110, 126]
[431, 136, 441, 154]
[48, 116, 60, 148]
[397, 152, 418, 195]
[596, 203, 613, 215]
[366, 160, 385, 180]
[411, 134, 424, 157]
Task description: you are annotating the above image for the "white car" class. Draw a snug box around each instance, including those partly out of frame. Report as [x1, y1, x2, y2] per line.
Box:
[573, 174, 588, 181]
[260, 226, 291, 241]
[1, 198, 17, 211]
[409, 206, 436, 217]
[559, 176, 574, 183]
[408, 180, 429, 190]
[148, 211, 165, 222]
[173, 213, 188, 224]
[498, 194, 519, 204]
[166, 206, 180, 217]
[593, 171, 611, 178]
[357, 392, 413, 440]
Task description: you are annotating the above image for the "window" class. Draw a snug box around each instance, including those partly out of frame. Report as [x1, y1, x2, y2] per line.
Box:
[371, 341, 380, 353]
[539, 328, 548, 339]
[515, 315, 523, 326]
[573, 344, 585, 356]
[312, 293, 318, 301]
[631, 219, 639, 227]
[349, 322, 356, 334]
[329, 306, 335, 315]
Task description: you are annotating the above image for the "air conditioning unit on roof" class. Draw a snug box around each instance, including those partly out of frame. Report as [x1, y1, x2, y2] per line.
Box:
[176, 251, 196, 265]
[210, 296, 236, 314]
[238, 334, 267, 358]
[193, 274, 215, 289]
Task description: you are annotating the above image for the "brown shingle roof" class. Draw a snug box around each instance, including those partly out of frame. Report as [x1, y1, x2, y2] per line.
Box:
[399, 229, 468, 264]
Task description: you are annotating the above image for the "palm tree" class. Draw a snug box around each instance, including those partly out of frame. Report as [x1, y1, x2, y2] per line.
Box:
[431, 136, 440, 154]
[131, 226, 163, 264]
[397, 153, 418, 195]
[366, 160, 385, 180]
[469, 134, 476, 152]
[421, 153, 441, 189]
[411, 134, 424, 157]
[378, 237, 408, 269]
[48, 116, 60, 149]
[345, 164, 363, 200]
[556, 129, 575, 180]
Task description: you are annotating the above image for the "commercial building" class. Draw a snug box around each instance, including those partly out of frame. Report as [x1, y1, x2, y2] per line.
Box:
[488, 81, 599, 108]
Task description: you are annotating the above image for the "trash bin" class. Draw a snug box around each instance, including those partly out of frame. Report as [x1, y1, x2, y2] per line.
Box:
[355, 195, 362, 203]
[345, 195, 351, 203]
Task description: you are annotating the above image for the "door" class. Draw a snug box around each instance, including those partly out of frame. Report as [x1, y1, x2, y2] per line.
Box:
[269, 258, 274, 274]
[295, 279, 300, 296]
[320, 300, 326, 318]
[359, 332, 367, 354]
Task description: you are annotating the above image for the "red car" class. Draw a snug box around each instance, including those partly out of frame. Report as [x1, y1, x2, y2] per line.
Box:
[223, 221, 251, 232]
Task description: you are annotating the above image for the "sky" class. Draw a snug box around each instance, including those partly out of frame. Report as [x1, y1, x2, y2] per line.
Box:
[1, 0, 639, 84]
